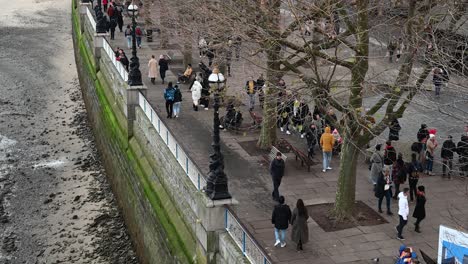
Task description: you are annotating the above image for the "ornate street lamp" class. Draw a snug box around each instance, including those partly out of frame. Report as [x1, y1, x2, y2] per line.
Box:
[204, 67, 231, 200]
[127, 2, 143, 86]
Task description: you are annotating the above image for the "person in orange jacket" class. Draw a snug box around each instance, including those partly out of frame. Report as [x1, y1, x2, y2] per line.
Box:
[320, 126, 335, 173]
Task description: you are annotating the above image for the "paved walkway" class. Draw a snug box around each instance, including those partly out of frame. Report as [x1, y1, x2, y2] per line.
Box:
[104, 6, 468, 264]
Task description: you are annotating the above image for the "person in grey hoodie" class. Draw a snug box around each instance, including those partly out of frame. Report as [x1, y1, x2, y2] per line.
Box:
[396, 188, 410, 240]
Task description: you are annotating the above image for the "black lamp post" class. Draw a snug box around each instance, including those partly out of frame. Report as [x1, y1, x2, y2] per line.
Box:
[127, 2, 143, 86]
[204, 67, 231, 200]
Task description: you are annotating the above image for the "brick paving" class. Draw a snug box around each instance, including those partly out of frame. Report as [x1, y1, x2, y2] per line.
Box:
[105, 5, 468, 264]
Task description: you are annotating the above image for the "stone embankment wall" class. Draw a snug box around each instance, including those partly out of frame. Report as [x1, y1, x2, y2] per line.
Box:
[71, 1, 245, 264]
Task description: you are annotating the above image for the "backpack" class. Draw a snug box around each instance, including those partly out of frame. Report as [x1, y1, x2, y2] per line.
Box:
[135, 27, 142, 36]
[165, 88, 175, 101]
[125, 28, 132, 36]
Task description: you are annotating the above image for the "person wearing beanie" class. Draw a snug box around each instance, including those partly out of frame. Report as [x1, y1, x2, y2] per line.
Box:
[271, 196, 291, 248]
[425, 132, 438, 175]
[412, 186, 426, 233]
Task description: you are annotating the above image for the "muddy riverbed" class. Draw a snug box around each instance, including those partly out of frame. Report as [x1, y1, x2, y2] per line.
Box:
[0, 0, 138, 263]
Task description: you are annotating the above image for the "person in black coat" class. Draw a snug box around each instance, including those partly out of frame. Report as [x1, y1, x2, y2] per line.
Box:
[417, 124, 429, 142]
[412, 186, 426, 233]
[109, 18, 117, 40]
[441, 135, 456, 178]
[374, 168, 393, 215]
[271, 196, 291, 248]
[388, 118, 401, 141]
[270, 152, 285, 201]
[305, 124, 318, 158]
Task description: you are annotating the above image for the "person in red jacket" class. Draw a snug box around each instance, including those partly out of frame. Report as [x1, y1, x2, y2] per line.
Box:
[107, 3, 114, 18]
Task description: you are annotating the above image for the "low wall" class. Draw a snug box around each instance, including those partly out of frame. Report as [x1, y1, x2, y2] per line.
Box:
[72, 2, 251, 264]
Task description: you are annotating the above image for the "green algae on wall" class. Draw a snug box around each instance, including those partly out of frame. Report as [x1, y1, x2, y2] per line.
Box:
[71, 2, 199, 263]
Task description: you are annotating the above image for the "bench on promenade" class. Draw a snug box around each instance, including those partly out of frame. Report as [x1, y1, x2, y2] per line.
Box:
[277, 138, 314, 172]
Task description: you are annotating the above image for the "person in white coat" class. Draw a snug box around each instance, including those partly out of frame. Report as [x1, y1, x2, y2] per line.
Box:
[191, 78, 202, 111]
[147, 55, 158, 85]
[396, 188, 409, 240]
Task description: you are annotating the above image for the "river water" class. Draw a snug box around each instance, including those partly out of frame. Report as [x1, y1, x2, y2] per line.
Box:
[0, 0, 138, 263]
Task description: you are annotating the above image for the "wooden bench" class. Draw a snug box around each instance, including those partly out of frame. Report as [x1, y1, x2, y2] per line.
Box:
[277, 138, 314, 172]
[289, 145, 314, 172]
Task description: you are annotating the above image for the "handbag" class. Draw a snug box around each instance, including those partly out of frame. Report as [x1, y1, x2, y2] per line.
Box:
[384, 184, 390, 191]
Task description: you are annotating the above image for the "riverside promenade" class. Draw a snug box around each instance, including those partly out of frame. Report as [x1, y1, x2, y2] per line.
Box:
[102, 5, 468, 264]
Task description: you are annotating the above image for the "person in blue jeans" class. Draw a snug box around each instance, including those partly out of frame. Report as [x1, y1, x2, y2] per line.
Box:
[271, 196, 291, 248]
[320, 127, 335, 172]
[124, 25, 132, 49]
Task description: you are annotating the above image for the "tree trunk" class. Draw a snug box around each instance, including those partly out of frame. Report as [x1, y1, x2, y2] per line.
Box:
[333, 139, 360, 220]
[257, 43, 281, 149]
[159, 0, 169, 48]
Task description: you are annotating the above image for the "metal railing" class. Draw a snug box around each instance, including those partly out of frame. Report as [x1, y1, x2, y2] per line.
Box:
[137, 93, 271, 264]
[102, 38, 129, 82]
[84, 6, 128, 83]
[225, 207, 272, 264]
[138, 93, 207, 190]
[85, 6, 96, 30]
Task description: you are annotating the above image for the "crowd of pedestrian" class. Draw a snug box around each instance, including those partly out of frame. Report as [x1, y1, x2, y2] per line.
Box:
[366, 122, 468, 242]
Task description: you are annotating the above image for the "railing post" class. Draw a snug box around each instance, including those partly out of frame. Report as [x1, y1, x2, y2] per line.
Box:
[127, 86, 147, 139]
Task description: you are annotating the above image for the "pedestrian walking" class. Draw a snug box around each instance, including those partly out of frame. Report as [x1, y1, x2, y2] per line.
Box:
[457, 135, 468, 178]
[164, 82, 176, 118]
[396, 188, 410, 240]
[369, 144, 383, 185]
[295, 100, 309, 138]
[407, 153, 423, 202]
[115, 4, 124, 32]
[388, 118, 401, 141]
[102, 0, 108, 12]
[124, 25, 132, 49]
[173, 85, 182, 118]
[198, 36, 207, 57]
[271, 196, 291, 248]
[441, 135, 456, 178]
[320, 126, 335, 173]
[158, 55, 169, 84]
[277, 101, 292, 135]
[417, 124, 429, 143]
[233, 36, 241, 60]
[432, 67, 443, 97]
[191, 78, 202, 111]
[245, 77, 257, 111]
[387, 38, 396, 63]
[135, 26, 143, 48]
[109, 17, 117, 40]
[291, 199, 309, 251]
[305, 124, 318, 159]
[270, 152, 285, 202]
[147, 55, 158, 85]
[413, 186, 426, 233]
[226, 47, 232, 77]
[375, 167, 393, 215]
[392, 153, 406, 200]
[107, 3, 114, 18]
[384, 141, 397, 166]
[207, 47, 215, 67]
[256, 74, 265, 108]
[396, 37, 404, 62]
[425, 132, 438, 175]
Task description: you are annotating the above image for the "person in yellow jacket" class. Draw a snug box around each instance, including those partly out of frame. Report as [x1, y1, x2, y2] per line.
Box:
[320, 126, 335, 172]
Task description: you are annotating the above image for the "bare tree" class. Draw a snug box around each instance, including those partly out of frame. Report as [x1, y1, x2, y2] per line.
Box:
[156, 0, 468, 220]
